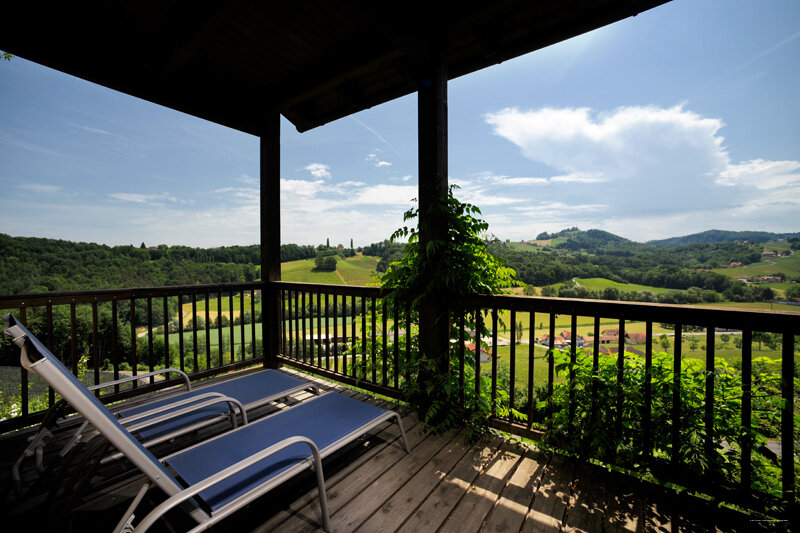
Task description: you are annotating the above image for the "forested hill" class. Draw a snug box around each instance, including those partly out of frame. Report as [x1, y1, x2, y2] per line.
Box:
[488, 229, 767, 289]
[0, 234, 318, 295]
[648, 229, 800, 246]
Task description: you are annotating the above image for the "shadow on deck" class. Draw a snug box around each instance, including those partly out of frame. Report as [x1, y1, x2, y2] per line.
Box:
[0, 368, 780, 532]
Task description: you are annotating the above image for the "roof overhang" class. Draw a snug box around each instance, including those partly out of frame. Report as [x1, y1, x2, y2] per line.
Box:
[2, 0, 671, 135]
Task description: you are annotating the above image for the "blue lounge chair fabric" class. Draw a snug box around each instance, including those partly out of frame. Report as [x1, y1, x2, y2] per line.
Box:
[168, 392, 396, 511]
[3, 313, 408, 532]
[118, 369, 318, 441]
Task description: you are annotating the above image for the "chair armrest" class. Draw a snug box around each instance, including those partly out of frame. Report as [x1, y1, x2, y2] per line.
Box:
[88, 368, 191, 392]
[134, 436, 326, 532]
[123, 393, 248, 432]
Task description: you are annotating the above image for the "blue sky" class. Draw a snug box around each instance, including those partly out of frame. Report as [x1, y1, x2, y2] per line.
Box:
[1, 0, 799, 247]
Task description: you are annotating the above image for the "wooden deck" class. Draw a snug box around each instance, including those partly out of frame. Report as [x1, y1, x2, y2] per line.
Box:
[0, 368, 778, 532]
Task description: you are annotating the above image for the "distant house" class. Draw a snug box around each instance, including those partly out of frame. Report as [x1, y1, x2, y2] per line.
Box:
[762, 250, 778, 257]
[758, 276, 782, 283]
[336, 244, 344, 249]
[626, 332, 648, 344]
[539, 331, 584, 348]
[584, 335, 616, 346]
[465, 343, 492, 363]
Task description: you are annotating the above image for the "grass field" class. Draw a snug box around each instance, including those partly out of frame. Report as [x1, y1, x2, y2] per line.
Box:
[574, 278, 675, 295]
[712, 251, 800, 279]
[694, 301, 800, 312]
[280, 254, 380, 285]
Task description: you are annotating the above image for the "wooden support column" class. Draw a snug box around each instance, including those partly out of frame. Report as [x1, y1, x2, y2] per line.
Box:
[417, 41, 449, 376]
[261, 113, 281, 369]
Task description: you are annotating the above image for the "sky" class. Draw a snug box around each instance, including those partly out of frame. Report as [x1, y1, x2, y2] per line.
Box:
[1, 0, 799, 248]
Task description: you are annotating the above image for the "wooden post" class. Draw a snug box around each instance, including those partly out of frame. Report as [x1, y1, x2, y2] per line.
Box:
[261, 113, 281, 369]
[417, 39, 449, 377]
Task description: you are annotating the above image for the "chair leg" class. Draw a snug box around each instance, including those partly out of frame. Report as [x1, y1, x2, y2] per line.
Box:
[394, 413, 410, 453]
[311, 449, 332, 533]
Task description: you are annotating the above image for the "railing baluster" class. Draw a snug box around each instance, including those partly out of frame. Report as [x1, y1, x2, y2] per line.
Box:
[178, 295, 185, 372]
[643, 320, 652, 459]
[351, 295, 357, 377]
[672, 321, 682, 465]
[250, 289, 256, 359]
[547, 312, 555, 428]
[228, 292, 234, 363]
[616, 318, 625, 439]
[19, 307, 29, 415]
[317, 291, 323, 367]
[240, 290, 245, 362]
[301, 292, 307, 363]
[112, 299, 119, 391]
[527, 311, 535, 427]
[192, 294, 198, 371]
[393, 303, 400, 389]
[92, 302, 99, 392]
[333, 293, 339, 373]
[475, 309, 482, 411]
[781, 330, 795, 502]
[361, 296, 367, 380]
[382, 298, 388, 386]
[491, 308, 498, 417]
[371, 297, 377, 383]
[217, 291, 224, 362]
[325, 292, 331, 370]
[47, 303, 55, 405]
[741, 328, 752, 492]
[705, 325, 715, 479]
[70, 302, 78, 377]
[510, 310, 516, 421]
[591, 315, 601, 432]
[205, 293, 211, 369]
[458, 312, 465, 408]
[147, 296, 154, 380]
[569, 314, 577, 429]
[405, 303, 411, 384]
[130, 298, 137, 386]
[163, 296, 170, 371]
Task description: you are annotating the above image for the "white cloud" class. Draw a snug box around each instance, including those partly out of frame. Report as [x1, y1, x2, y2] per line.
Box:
[69, 122, 111, 136]
[366, 151, 392, 168]
[109, 192, 177, 205]
[716, 159, 800, 190]
[18, 183, 63, 194]
[305, 163, 332, 180]
[351, 184, 416, 205]
[238, 173, 257, 185]
[481, 104, 800, 238]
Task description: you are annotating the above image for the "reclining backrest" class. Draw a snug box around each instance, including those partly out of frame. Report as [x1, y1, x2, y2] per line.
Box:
[2, 314, 185, 500]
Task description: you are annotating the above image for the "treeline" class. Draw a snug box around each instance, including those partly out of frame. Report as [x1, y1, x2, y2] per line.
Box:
[0, 234, 345, 295]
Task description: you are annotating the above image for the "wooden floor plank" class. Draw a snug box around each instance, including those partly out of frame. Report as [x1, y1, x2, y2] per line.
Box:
[398, 435, 503, 533]
[354, 429, 470, 533]
[437, 440, 525, 533]
[520, 453, 575, 533]
[326, 427, 462, 533]
[251, 409, 420, 532]
[602, 470, 642, 533]
[562, 463, 605, 533]
[481, 447, 549, 533]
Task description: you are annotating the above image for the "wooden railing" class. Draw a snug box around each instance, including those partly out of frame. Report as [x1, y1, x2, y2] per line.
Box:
[2, 281, 797, 510]
[0, 282, 264, 433]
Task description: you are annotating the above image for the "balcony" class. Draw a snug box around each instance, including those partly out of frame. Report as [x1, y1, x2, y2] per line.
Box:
[0, 281, 797, 530]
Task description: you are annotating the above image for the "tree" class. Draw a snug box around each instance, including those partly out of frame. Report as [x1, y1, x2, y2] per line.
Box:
[658, 334, 671, 351]
[1, 52, 12, 61]
[326, 238, 330, 249]
[350, 238, 354, 250]
[516, 321, 524, 343]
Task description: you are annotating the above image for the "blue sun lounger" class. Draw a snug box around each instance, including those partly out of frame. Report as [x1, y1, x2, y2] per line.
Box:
[9, 322, 319, 493]
[4, 313, 408, 532]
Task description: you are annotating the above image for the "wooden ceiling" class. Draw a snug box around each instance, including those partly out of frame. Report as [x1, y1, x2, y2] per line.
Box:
[2, 0, 670, 136]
